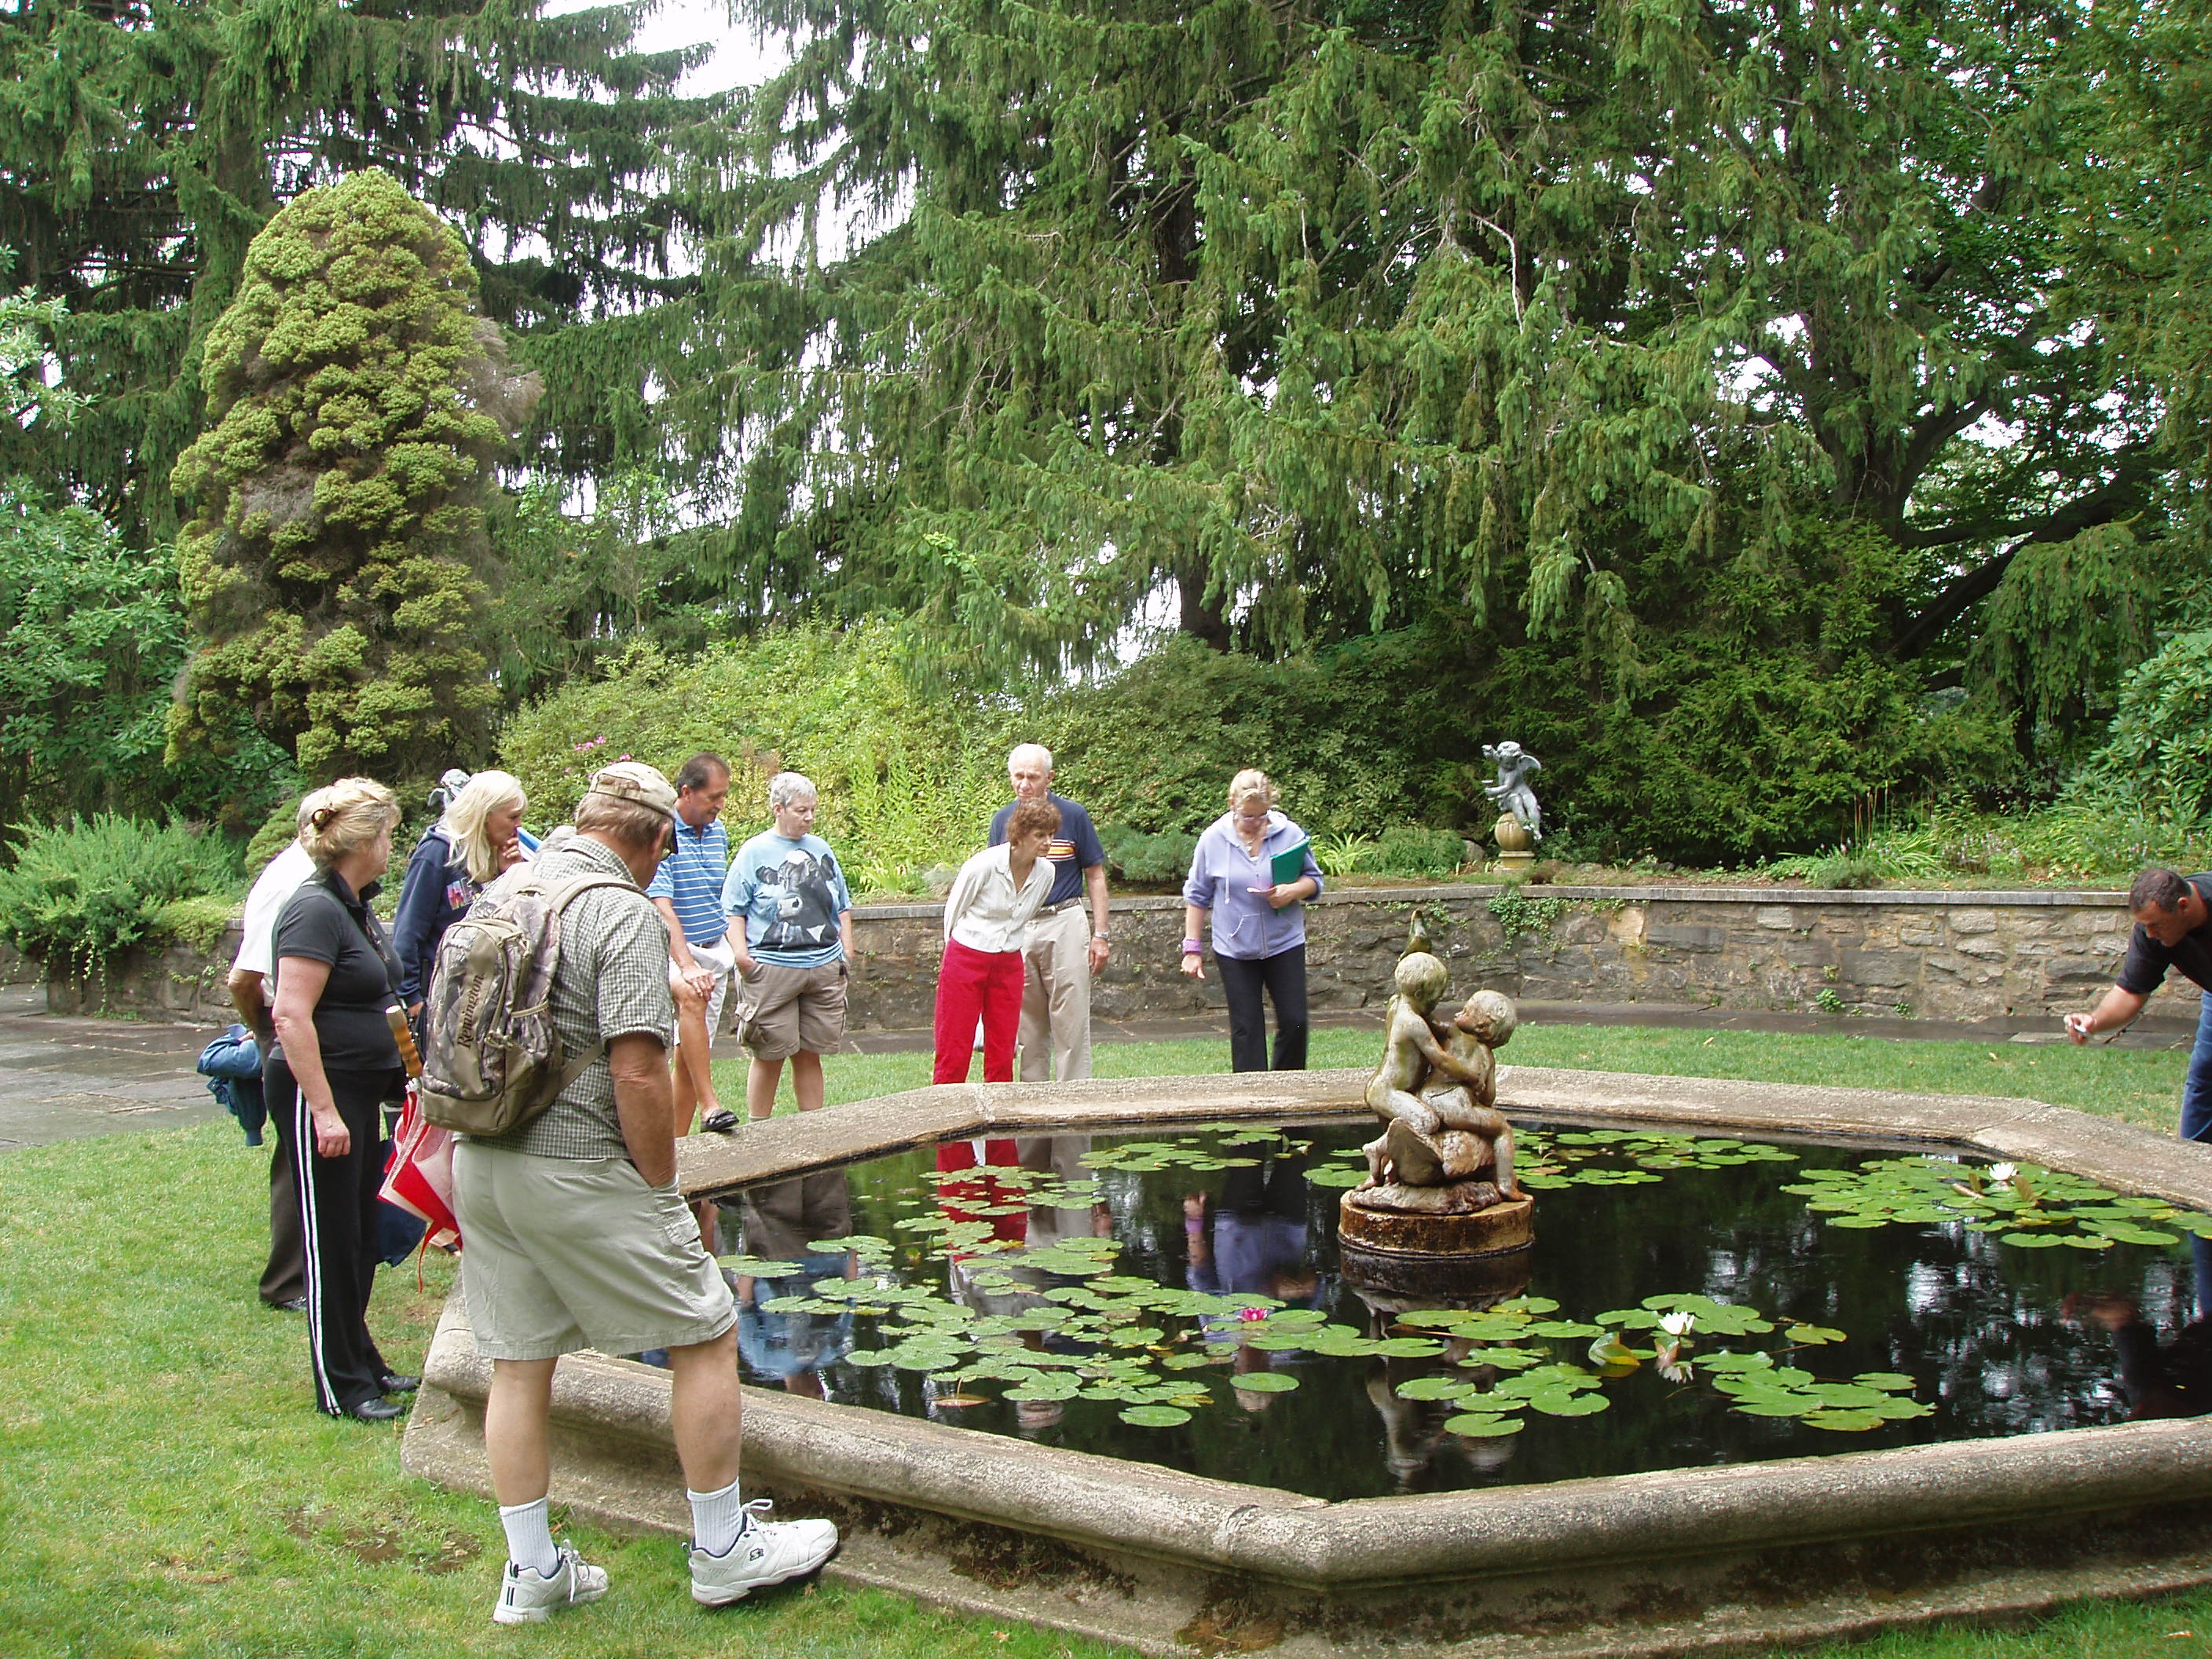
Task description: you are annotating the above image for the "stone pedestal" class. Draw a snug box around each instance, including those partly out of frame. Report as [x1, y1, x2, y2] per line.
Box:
[1492, 813, 1536, 872]
[1338, 1191, 1534, 1301]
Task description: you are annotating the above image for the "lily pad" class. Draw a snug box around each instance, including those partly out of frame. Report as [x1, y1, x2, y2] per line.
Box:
[1395, 1375, 1479, 1401]
[1119, 1404, 1193, 1426]
[1802, 1408, 1887, 1431]
[1304, 1165, 1368, 1188]
[1529, 1387, 1610, 1415]
[1227, 1370, 1300, 1393]
[1442, 1412, 1525, 1436]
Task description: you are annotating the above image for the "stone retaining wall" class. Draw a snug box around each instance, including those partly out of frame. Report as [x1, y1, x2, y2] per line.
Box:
[47, 885, 2197, 1030]
[842, 884, 2196, 1031]
[45, 931, 240, 1024]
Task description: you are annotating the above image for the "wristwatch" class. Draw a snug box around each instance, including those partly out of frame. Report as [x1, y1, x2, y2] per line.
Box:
[1093, 932, 1111, 943]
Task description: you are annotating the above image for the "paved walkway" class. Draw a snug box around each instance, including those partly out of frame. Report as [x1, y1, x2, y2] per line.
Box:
[0, 986, 229, 1151]
[0, 984, 2190, 1153]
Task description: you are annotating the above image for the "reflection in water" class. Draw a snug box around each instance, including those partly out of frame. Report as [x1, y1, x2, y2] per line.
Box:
[728, 1170, 857, 1398]
[1346, 1270, 1532, 1490]
[1187, 1148, 1322, 1412]
[2065, 1235, 2212, 1421]
[931, 1135, 1114, 1434]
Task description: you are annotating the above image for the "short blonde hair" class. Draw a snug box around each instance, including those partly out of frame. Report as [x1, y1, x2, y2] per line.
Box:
[1227, 767, 1278, 812]
[298, 778, 401, 868]
[438, 770, 526, 884]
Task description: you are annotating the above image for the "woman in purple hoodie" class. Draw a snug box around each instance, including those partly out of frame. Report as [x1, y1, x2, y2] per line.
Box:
[1179, 769, 1324, 1071]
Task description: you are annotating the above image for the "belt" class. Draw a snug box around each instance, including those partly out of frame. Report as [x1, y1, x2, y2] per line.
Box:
[1040, 897, 1084, 916]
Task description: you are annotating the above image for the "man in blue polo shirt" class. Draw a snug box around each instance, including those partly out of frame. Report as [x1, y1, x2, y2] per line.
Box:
[648, 753, 735, 1131]
[988, 743, 1111, 1082]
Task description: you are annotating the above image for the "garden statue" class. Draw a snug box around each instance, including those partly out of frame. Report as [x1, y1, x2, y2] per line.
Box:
[1339, 943, 1533, 1285]
[1358, 953, 1520, 1204]
[1482, 742, 1543, 838]
[1482, 742, 1542, 870]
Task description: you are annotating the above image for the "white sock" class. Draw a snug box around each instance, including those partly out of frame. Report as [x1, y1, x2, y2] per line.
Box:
[498, 1498, 560, 1577]
[688, 1478, 747, 1556]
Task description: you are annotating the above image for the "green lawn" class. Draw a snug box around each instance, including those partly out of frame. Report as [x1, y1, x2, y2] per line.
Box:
[3, 1024, 2206, 1657]
[727, 1020, 2193, 1135]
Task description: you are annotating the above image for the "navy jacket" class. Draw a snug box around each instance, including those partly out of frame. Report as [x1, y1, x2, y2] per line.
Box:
[389, 828, 478, 1005]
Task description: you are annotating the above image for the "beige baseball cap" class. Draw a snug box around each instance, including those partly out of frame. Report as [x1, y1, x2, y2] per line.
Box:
[584, 760, 678, 821]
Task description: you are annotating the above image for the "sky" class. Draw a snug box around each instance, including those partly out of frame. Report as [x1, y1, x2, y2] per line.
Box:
[595, 0, 790, 94]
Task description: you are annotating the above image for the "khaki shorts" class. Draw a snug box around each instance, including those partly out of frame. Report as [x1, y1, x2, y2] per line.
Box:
[670, 932, 736, 1045]
[734, 958, 848, 1061]
[451, 1142, 734, 1361]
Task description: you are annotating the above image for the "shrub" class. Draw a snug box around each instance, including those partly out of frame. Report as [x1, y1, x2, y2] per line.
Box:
[1098, 827, 1199, 885]
[499, 622, 1009, 871]
[152, 893, 247, 954]
[1023, 633, 1467, 840]
[168, 170, 537, 783]
[2076, 628, 2212, 827]
[1313, 832, 1377, 875]
[1805, 853, 1885, 890]
[0, 817, 241, 976]
[1368, 825, 1467, 880]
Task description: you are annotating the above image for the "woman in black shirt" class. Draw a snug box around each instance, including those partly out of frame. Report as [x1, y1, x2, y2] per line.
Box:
[267, 778, 412, 1422]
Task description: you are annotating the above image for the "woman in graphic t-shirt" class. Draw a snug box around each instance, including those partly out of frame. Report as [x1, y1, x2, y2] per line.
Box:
[267, 777, 416, 1423]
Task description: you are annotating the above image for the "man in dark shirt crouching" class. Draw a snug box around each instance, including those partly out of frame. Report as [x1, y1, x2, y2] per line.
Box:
[2066, 867, 2212, 1142]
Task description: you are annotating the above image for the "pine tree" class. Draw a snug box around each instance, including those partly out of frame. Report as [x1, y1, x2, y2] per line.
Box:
[692, 0, 2200, 746]
[0, 0, 723, 546]
[167, 170, 540, 782]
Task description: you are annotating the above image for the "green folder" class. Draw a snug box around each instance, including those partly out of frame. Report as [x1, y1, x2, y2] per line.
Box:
[1269, 838, 1311, 884]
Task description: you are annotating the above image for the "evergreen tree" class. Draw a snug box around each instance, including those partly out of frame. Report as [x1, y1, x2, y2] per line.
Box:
[0, 0, 723, 546]
[168, 170, 540, 782]
[691, 0, 2200, 754]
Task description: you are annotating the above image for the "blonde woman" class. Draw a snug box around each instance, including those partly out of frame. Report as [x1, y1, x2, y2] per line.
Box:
[1179, 769, 1324, 1072]
[392, 770, 529, 1016]
[266, 778, 415, 1421]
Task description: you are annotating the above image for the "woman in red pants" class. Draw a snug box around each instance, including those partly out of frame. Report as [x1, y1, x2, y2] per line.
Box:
[933, 799, 1059, 1082]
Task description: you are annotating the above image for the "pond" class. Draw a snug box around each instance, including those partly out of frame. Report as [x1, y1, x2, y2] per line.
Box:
[704, 1119, 2212, 1503]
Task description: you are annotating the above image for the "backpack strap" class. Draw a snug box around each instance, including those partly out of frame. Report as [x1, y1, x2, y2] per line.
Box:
[539, 872, 652, 1098]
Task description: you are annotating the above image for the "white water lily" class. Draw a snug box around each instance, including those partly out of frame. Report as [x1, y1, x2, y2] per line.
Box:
[1988, 1163, 2019, 1185]
[1658, 1311, 1697, 1337]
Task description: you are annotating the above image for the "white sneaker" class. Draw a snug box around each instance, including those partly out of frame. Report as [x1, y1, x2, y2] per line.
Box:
[492, 1547, 609, 1625]
[689, 1500, 839, 1606]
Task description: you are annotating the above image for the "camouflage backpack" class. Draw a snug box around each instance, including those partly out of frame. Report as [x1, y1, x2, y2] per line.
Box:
[418, 866, 634, 1135]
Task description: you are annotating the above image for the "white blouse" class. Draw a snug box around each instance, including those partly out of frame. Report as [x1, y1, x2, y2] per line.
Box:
[943, 843, 1056, 954]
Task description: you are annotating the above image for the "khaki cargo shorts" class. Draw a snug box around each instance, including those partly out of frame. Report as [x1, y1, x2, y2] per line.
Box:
[450, 1142, 734, 1361]
[733, 958, 848, 1061]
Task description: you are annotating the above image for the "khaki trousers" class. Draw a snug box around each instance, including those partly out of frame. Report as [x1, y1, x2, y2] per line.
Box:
[1018, 902, 1093, 1082]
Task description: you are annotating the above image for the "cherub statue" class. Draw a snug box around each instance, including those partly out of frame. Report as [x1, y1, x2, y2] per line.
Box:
[1406, 989, 1521, 1196]
[1361, 954, 1518, 1197]
[1481, 742, 1542, 840]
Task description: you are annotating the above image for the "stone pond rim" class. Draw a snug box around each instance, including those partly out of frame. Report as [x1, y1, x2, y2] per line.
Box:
[401, 1068, 2212, 1658]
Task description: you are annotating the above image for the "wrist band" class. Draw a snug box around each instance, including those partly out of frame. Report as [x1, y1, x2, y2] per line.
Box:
[1181, 938, 1202, 954]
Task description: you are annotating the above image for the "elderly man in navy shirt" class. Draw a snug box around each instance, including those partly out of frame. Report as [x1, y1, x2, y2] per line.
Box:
[648, 753, 736, 1132]
[987, 743, 1111, 1082]
[2067, 867, 2212, 1141]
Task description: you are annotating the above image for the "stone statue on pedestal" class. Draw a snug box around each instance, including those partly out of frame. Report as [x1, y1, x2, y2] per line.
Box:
[1339, 931, 1534, 1286]
[1357, 952, 1521, 1212]
[1481, 742, 1543, 842]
